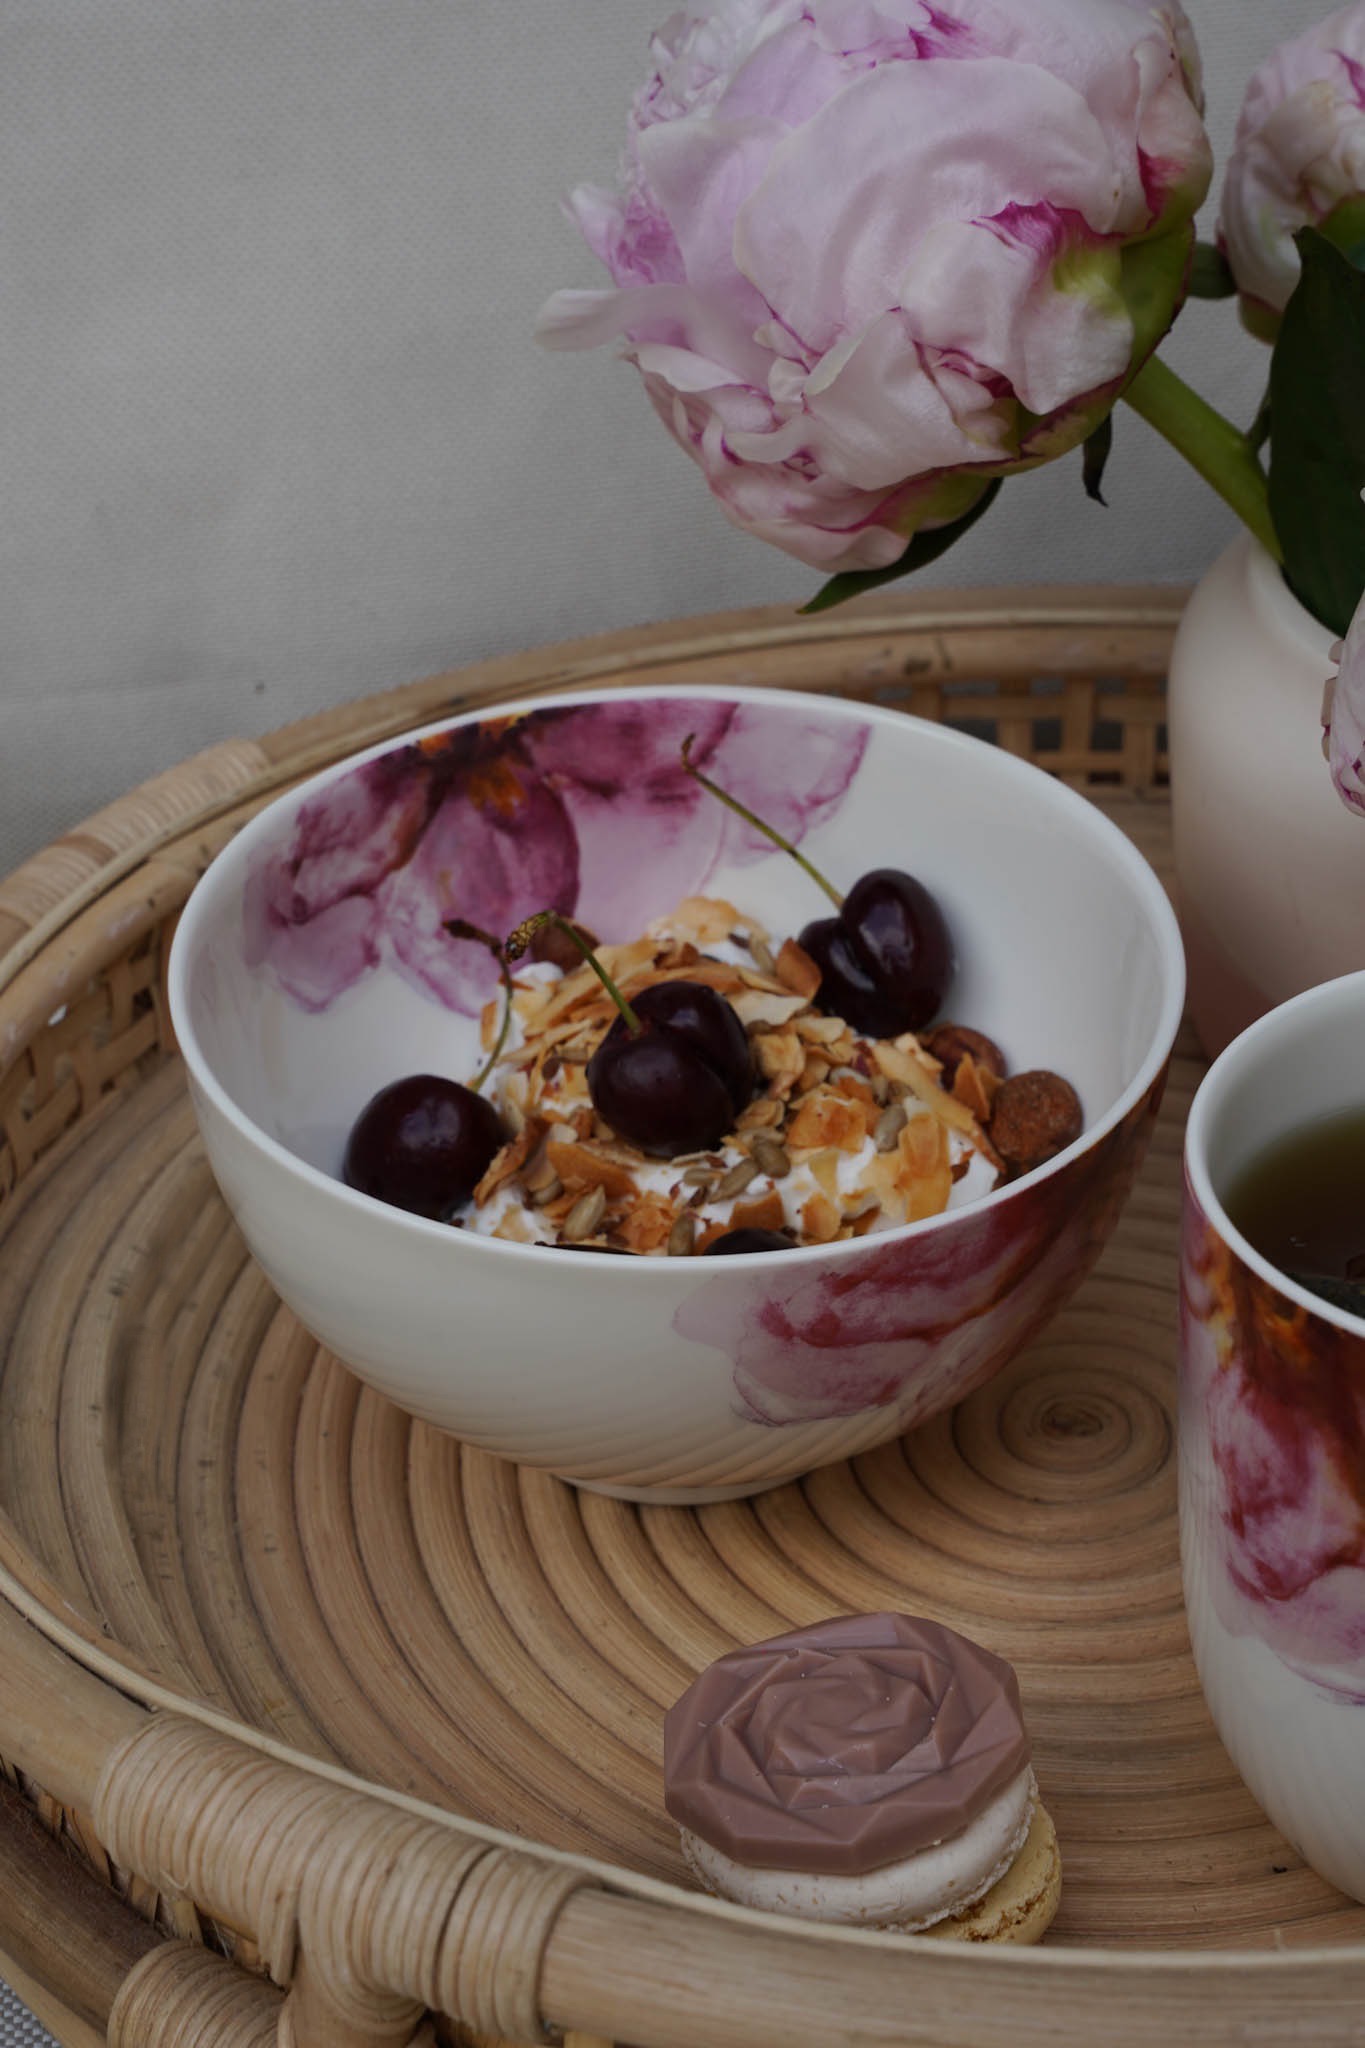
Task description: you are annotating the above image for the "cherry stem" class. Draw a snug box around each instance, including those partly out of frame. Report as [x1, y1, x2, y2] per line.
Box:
[680, 734, 844, 910]
[443, 920, 515, 1091]
[503, 911, 643, 1034]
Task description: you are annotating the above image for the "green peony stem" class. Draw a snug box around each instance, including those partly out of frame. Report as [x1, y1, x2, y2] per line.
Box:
[1122, 355, 1282, 564]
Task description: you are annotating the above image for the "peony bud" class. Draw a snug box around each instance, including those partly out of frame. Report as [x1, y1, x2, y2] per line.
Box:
[538, 0, 1211, 576]
[1219, 4, 1365, 338]
[1326, 597, 1365, 814]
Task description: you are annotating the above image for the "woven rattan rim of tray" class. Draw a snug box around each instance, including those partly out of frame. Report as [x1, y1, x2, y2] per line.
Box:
[4, 583, 1363, 2048]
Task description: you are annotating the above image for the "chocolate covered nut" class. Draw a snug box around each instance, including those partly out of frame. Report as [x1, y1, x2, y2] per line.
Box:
[924, 1023, 1007, 1087]
[523, 917, 600, 972]
[988, 1070, 1083, 1179]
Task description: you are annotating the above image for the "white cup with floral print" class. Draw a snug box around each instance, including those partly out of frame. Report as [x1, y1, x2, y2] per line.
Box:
[1181, 971, 1365, 1902]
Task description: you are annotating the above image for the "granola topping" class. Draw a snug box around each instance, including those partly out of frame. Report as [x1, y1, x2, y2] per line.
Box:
[456, 897, 1026, 1256]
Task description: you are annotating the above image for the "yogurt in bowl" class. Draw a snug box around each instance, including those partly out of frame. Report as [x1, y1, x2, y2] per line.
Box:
[169, 685, 1183, 1502]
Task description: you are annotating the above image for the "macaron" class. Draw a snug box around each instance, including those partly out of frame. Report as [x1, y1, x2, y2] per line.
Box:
[663, 1611, 1061, 1939]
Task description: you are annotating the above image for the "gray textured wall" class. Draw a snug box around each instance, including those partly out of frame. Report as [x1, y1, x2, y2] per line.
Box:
[0, 1, 1331, 877]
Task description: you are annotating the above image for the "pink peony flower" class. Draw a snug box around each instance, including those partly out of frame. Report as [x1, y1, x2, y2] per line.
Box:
[1219, 4, 1365, 334]
[1326, 599, 1365, 814]
[538, 0, 1210, 574]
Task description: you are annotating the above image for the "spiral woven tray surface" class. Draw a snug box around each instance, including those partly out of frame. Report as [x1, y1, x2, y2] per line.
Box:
[2, 586, 1363, 2047]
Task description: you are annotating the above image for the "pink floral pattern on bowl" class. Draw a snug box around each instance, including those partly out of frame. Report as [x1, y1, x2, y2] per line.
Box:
[680, 1082, 1164, 1426]
[244, 696, 867, 1014]
[1180, 1187, 1365, 1700]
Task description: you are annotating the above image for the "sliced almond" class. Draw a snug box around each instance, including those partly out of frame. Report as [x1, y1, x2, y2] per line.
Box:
[797, 1013, 849, 1047]
[753, 1028, 805, 1097]
[646, 894, 748, 947]
[735, 1095, 785, 1132]
[809, 1148, 843, 1199]
[730, 987, 810, 1030]
[874, 1102, 908, 1153]
[798, 1050, 832, 1094]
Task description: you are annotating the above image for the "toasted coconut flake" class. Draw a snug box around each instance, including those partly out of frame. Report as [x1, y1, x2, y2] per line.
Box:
[952, 1052, 1000, 1122]
[874, 1038, 983, 1141]
[617, 1192, 677, 1255]
[894, 1112, 953, 1222]
[787, 1089, 866, 1155]
[696, 1190, 788, 1251]
[774, 937, 823, 1000]
[801, 1191, 842, 1243]
[730, 1191, 786, 1235]
[546, 1137, 638, 1199]
[474, 1119, 543, 1207]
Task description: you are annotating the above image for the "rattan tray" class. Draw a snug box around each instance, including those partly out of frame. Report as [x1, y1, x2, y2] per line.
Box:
[2, 586, 1363, 2048]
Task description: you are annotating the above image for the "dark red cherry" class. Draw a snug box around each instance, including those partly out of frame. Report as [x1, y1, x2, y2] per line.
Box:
[628, 980, 753, 1114]
[841, 869, 953, 1033]
[797, 915, 904, 1039]
[587, 980, 754, 1158]
[343, 1074, 505, 1220]
[705, 1227, 794, 1255]
[679, 739, 954, 1039]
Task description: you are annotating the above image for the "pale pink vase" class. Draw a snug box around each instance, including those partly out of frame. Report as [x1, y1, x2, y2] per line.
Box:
[1169, 531, 1361, 1058]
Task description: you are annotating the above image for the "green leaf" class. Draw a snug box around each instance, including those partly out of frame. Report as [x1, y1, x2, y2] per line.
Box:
[800, 480, 1003, 615]
[1268, 228, 1365, 636]
[1187, 241, 1237, 299]
[1321, 195, 1365, 273]
[1082, 414, 1113, 505]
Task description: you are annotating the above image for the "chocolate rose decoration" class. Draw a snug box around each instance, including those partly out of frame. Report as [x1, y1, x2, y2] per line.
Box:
[664, 1613, 1029, 1874]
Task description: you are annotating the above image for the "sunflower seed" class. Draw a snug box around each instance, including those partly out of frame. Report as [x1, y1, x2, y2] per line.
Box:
[681, 1164, 717, 1187]
[749, 1133, 791, 1179]
[562, 1185, 607, 1240]
[714, 1157, 759, 1202]
[748, 934, 777, 975]
[529, 1175, 563, 1209]
[667, 1212, 697, 1257]
[875, 1103, 909, 1153]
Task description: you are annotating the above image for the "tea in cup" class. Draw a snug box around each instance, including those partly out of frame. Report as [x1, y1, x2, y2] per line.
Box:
[1181, 971, 1365, 1902]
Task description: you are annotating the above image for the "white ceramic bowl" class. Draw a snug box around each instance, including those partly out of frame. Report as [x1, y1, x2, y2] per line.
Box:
[169, 685, 1183, 1503]
[1181, 971, 1365, 1902]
